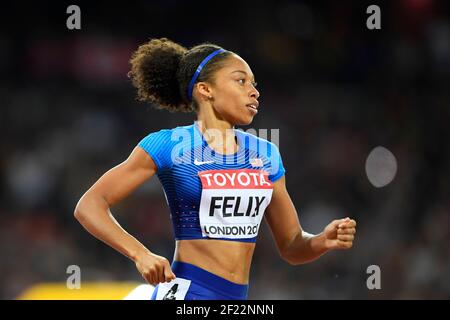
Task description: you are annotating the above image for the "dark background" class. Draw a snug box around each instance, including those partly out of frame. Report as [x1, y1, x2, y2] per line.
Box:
[0, 0, 449, 299]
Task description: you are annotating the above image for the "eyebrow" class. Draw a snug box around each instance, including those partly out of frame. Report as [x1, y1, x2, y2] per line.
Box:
[231, 70, 256, 82]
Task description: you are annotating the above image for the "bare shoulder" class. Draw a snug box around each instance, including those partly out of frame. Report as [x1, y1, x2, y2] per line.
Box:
[125, 145, 158, 172]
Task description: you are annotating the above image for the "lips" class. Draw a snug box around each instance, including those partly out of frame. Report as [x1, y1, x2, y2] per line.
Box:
[246, 101, 259, 110]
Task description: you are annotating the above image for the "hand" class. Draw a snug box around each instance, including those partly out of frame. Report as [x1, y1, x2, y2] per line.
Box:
[134, 250, 176, 286]
[322, 217, 356, 250]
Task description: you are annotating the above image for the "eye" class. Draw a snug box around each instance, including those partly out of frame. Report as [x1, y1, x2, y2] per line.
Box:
[236, 79, 258, 87]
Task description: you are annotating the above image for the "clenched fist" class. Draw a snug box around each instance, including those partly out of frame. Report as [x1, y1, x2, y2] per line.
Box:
[134, 251, 176, 286]
[323, 217, 357, 250]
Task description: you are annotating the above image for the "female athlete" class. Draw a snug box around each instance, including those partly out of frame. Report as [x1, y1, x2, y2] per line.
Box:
[74, 37, 357, 300]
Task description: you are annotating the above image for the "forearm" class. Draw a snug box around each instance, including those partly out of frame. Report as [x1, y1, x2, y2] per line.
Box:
[74, 193, 149, 261]
[282, 231, 330, 265]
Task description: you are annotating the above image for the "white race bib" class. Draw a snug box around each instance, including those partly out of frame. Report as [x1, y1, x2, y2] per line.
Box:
[155, 278, 191, 300]
[198, 169, 273, 239]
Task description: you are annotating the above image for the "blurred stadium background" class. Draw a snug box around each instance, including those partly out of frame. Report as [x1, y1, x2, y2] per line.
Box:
[1, 0, 449, 299]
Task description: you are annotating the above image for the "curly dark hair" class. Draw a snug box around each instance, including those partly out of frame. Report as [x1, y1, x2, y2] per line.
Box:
[128, 37, 233, 113]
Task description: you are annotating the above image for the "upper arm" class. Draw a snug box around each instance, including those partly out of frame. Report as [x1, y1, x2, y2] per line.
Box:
[265, 175, 303, 256]
[85, 146, 157, 207]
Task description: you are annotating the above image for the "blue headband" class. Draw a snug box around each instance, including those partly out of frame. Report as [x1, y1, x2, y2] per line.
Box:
[187, 48, 226, 101]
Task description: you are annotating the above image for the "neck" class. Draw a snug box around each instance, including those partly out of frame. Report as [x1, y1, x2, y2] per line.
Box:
[196, 108, 238, 154]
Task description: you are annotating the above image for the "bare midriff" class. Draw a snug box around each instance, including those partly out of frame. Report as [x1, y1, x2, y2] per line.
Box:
[174, 239, 256, 284]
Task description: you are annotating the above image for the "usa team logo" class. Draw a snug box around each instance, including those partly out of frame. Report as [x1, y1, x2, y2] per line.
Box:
[250, 158, 264, 167]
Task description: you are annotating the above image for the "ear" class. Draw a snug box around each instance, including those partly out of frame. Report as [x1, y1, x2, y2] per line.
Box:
[194, 82, 213, 101]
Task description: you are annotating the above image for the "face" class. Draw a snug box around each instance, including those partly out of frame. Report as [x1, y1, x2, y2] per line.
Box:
[198, 54, 260, 125]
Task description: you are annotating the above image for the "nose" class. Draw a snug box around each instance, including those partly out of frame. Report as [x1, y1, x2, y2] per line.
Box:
[249, 86, 260, 100]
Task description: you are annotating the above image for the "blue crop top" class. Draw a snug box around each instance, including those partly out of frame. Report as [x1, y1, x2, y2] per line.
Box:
[137, 121, 286, 243]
